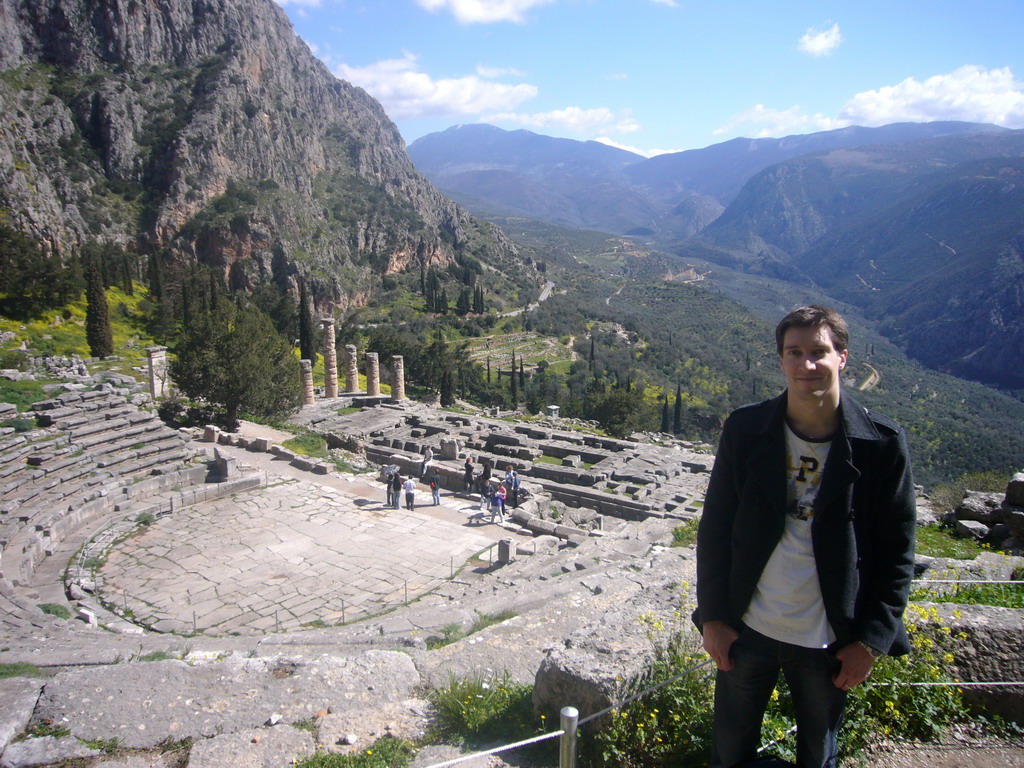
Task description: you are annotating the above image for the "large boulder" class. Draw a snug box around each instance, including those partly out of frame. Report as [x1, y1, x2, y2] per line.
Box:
[932, 603, 1024, 723]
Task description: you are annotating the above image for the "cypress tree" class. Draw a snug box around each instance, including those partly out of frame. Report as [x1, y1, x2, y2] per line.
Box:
[673, 381, 683, 433]
[298, 282, 317, 364]
[589, 336, 595, 370]
[85, 257, 114, 358]
[509, 358, 518, 406]
[519, 357, 525, 387]
[456, 287, 471, 316]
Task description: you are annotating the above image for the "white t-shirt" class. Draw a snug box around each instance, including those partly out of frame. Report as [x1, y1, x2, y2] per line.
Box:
[742, 423, 836, 648]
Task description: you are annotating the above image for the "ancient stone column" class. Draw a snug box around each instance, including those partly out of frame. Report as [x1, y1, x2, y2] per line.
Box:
[344, 344, 359, 393]
[365, 352, 381, 396]
[391, 355, 406, 402]
[147, 346, 168, 399]
[300, 359, 315, 405]
[321, 318, 338, 398]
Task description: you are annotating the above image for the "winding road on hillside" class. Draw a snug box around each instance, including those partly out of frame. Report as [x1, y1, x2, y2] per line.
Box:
[502, 280, 555, 317]
[858, 362, 881, 391]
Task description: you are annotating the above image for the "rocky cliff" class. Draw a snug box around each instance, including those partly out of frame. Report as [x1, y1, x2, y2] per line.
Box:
[0, 0, 520, 311]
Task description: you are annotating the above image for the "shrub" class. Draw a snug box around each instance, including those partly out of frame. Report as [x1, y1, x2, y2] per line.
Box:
[428, 671, 536, 745]
[671, 519, 699, 548]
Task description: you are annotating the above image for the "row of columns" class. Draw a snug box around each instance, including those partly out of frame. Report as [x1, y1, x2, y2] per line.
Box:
[301, 318, 405, 406]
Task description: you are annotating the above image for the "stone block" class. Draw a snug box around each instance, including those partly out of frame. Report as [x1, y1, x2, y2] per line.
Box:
[955, 519, 989, 539]
[562, 455, 582, 468]
[1007, 472, 1024, 507]
[249, 437, 272, 452]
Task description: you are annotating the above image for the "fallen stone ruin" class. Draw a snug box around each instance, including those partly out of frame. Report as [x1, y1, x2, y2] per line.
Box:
[1, 372, 1023, 767]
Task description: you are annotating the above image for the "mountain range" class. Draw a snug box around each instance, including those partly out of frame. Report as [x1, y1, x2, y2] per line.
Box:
[410, 123, 1024, 390]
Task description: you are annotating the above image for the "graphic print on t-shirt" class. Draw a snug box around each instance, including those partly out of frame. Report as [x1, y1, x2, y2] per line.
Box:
[786, 432, 830, 521]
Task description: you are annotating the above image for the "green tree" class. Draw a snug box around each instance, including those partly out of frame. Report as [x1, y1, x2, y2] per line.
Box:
[84, 256, 114, 358]
[660, 395, 671, 433]
[298, 282, 317, 365]
[170, 300, 302, 427]
[673, 381, 683, 434]
[0, 224, 83, 319]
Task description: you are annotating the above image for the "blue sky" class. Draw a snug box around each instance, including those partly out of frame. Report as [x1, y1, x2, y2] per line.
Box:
[277, 0, 1024, 157]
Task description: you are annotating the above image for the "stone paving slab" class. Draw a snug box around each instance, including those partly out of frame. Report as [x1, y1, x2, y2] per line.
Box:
[98, 477, 498, 634]
[185, 725, 314, 768]
[32, 651, 419, 750]
[0, 677, 42, 754]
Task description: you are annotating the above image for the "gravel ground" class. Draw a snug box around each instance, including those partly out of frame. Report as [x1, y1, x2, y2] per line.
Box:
[863, 739, 1024, 767]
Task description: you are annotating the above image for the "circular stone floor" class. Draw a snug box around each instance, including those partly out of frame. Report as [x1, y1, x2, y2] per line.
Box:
[99, 476, 497, 635]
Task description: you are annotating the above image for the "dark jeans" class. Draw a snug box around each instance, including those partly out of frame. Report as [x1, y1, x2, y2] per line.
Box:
[711, 626, 846, 768]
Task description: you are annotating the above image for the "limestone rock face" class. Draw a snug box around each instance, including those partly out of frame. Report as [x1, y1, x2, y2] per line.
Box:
[0, 0, 519, 312]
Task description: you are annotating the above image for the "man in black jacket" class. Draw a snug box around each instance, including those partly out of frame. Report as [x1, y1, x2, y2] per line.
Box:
[695, 305, 916, 768]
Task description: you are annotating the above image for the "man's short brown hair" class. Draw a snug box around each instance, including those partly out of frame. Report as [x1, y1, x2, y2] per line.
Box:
[775, 305, 849, 355]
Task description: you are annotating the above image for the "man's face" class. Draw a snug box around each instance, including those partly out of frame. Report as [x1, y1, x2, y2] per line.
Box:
[780, 324, 848, 401]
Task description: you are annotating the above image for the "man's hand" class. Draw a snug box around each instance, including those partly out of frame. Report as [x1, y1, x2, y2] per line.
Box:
[702, 620, 739, 671]
[833, 642, 875, 690]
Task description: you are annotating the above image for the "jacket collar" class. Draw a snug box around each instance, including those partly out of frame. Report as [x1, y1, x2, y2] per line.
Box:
[750, 390, 882, 443]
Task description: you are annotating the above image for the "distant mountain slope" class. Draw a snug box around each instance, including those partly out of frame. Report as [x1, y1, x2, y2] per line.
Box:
[0, 0, 521, 311]
[409, 122, 1008, 242]
[696, 132, 1024, 388]
[408, 124, 661, 231]
[626, 121, 1008, 205]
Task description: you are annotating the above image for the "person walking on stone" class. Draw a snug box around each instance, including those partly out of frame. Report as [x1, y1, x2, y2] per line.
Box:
[390, 473, 403, 510]
[403, 476, 417, 511]
[463, 456, 475, 492]
[489, 483, 506, 523]
[694, 305, 916, 768]
[384, 470, 395, 508]
[430, 468, 441, 506]
[505, 465, 520, 508]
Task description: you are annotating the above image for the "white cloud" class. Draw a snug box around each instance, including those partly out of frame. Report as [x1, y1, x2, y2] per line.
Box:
[476, 65, 526, 78]
[607, 73, 629, 81]
[648, 0, 679, 6]
[595, 137, 681, 158]
[334, 53, 538, 118]
[713, 104, 843, 138]
[839, 65, 1024, 127]
[713, 66, 1024, 140]
[798, 23, 842, 57]
[484, 106, 641, 135]
[274, 0, 321, 8]
[415, 0, 553, 24]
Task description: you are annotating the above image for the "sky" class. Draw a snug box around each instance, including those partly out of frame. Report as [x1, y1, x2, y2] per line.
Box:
[276, 0, 1024, 157]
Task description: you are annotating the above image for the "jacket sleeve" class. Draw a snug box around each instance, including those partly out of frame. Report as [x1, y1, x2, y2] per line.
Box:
[695, 418, 740, 629]
[856, 426, 917, 656]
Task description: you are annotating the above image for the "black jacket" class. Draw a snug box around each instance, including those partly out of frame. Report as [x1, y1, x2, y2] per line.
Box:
[694, 391, 916, 656]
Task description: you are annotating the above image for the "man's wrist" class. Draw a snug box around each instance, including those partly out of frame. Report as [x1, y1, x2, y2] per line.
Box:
[857, 640, 882, 659]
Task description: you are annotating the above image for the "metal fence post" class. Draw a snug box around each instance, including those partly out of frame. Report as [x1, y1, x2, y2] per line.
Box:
[559, 706, 578, 768]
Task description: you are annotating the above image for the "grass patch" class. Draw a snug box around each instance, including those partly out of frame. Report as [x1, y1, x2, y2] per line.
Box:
[284, 432, 328, 459]
[37, 603, 71, 619]
[910, 580, 1024, 608]
[335, 406, 361, 416]
[0, 378, 50, 410]
[916, 525, 986, 560]
[18, 721, 71, 741]
[0, 662, 42, 679]
[671, 518, 699, 548]
[294, 735, 415, 767]
[425, 610, 517, 650]
[80, 736, 122, 752]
